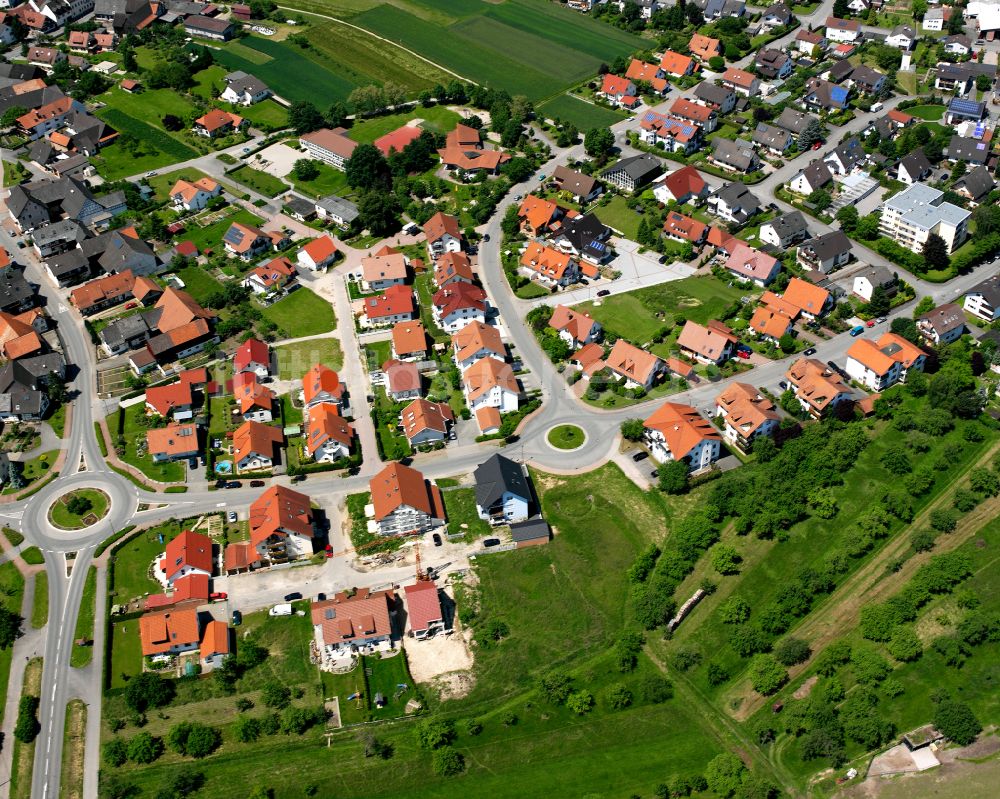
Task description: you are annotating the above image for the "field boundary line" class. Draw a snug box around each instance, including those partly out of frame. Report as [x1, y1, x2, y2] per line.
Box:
[277, 5, 477, 85]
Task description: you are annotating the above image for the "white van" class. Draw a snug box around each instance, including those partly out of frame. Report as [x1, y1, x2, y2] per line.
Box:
[870, 101, 884, 112]
[268, 603, 293, 617]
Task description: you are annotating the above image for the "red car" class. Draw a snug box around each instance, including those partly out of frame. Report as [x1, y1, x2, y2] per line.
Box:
[736, 350, 751, 359]
[866, 319, 876, 327]
[210, 592, 228, 601]
[812, 142, 823, 150]
[124, 301, 138, 310]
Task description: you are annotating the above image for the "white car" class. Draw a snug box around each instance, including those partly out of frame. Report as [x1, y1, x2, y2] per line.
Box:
[227, 511, 237, 523]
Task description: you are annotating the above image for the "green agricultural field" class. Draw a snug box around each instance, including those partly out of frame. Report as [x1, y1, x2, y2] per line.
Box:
[537, 94, 627, 130]
[261, 288, 336, 337]
[213, 36, 357, 104]
[577, 275, 744, 345]
[227, 165, 287, 198]
[91, 109, 198, 179]
[347, 105, 461, 144]
[274, 338, 343, 379]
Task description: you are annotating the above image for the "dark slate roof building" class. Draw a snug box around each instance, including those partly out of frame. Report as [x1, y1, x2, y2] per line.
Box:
[0, 269, 36, 313]
[601, 154, 662, 192]
[473, 454, 533, 523]
[947, 135, 992, 164]
[555, 213, 612, 263]
[954, 164, 995, 202]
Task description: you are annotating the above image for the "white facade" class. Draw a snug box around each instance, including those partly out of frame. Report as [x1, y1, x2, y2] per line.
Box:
[466, 385, 518, 414]
[645, 429, 720, 471]
[845, 354, 904, 391]
[435, 306, 486, 334]
[879, 183, 970, 254]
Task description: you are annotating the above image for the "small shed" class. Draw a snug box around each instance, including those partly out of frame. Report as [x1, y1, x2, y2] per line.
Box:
[509, 518, 550, 549]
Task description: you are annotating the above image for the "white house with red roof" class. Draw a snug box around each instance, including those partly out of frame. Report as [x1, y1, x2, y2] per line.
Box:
[404, 581, 445, 639]
[234, 337, 270, 378]
[242, 256, 296, 296]
[724, 244, 781, 287]
[158, 530, 213, 588]
[362, 285, 416, 327]
[250, 484, 315, 562]
[312, 588, 396, 660]
[297, 236, 338, 271]
[643, 402, 721, 471]
[145, 381, 195, 421]
[652, 166, 711, 206]
[301, 363, 344, 409]
[600, 73, 638, 108]
[549, 305, 602, 349]
[432, 283, 487, 333]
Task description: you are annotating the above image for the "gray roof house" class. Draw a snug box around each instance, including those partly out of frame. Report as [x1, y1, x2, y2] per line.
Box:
[0, 360, 49, 421]
[775, 107, 815, 135]
[946, 136, 992, 165]
[760, 211, 809, 249]
[601, 154, 662, 192]
[797, 230, 852, 273]
[0, 269, 37, 313]
[751, 122, 793, 154]
[954, 165, 995, 203]
[710, 138, 760, 172]
[693, 82, 737, 113]
[473, 454, 533, 524]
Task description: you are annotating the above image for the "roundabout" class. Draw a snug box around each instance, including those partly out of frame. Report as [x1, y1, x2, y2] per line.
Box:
[546, 424, 588, 451]
[47, 488, 110, 530]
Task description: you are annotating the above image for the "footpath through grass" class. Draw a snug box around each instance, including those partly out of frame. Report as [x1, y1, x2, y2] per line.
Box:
[0, 561, 25, 726]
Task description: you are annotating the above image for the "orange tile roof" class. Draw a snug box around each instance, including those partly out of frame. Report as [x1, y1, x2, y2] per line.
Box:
[518, 195, 560, 233]
[689, 33, 722, 60]
[423, 211, 461, 245]
[144, 573, 210, 610]
[659, 50, 694, 77]
[163, 530, 212, 580]
[626, 58, 662, 83]
[2, 330, 41, 360]
[235, 380, 276, 415]
[374, 124, 422, 156]
[232, 421, 282, 465]
[302, 363, 344, 406]
[644, 401, 720, 459]
[781, 277, 830, 317]
[663, 211, 708, 242]
[362, 252, 408, 284]
[462, 356, 518, 403]
[154, 287, 215, 333]
[369, 462, 444, 523]
[400, 398, 454, 440]
[312, 588, 394, 645]
[247, 256, 295, 290]
[786, 358, 850, 412]
[140, 607, 200, 656]
[434, 251, 475, 286]
[391, 320, 427, 357]
[750, 305, 793, 339]
[877, 332, 925, 368]
[146, 422, 199, 459]
[759, 291, 800, 320]
[224, 540, 260, 572]
[601, 73, 634, 96]
[145, 381, 194, 417]
[520, 241, 573, 281]
[306, 402, 354, 456]
[605, 340, 662, 385]
[722, 68, 757, 88]
[404, 580, 443, 633]
[301, 235, 338, 265]
[382, 358, 421, 396]
[572, 342, 605, 369]
[475, 406, 502, 433]
[670, 97, 714, 124]
[452, 320, 504, 363]
[249, 485, 313, 549]
[195, 108, 243, 133]
[716, 382, 779, 438]
[677, 320, 737, 361]
[200, 619, 231, 658]
[364, 285, 415, 320]
[549, 305, 598, 343]
[132, 276, 161, 302]
[432, 283, 486, 318]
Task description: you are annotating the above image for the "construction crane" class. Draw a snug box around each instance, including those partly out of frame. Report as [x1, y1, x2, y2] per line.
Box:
[414, 542, 427, 582]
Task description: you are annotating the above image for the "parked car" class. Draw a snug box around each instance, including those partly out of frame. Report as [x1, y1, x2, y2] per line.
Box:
[597, 289, 611, 297]
[432, 533, 442, 547]
[124, 302, 137, 310]
[249, 480, 265, 487]
[483, 538, 501, 547]
[231, 610, 242, 626]
[876, 316, 887, 324]
[850, 325, 865, 336]
[779, 380, 788, 390]
[225, 481, 241, 489]
[865, 319, 875, 327]
[632, 451, 648, 462]
[650, 470, 659, 479]
[284, 592, 302, 602]
[736, 349, 751, 359]
[482, 233, 490, 241]
[227, 511, 237, 523]
[210, 592, 227, 601]
[804, 347, 816, 356]
[215, 479, 228, 489]
[290, 475, 305, 483]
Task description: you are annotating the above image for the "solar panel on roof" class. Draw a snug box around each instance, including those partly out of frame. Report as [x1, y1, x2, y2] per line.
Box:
[949, 98, 983, 115]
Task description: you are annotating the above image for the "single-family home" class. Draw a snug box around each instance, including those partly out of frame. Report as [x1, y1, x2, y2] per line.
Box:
[917, 302, 966, 345]
[782, 277, 831, 319]
[964, 274, 1000, 322]
[362, 251, 408, 292]
[247, 484, 315, 563]
[146, 422, 200, 463]
[945, 134, 991, 166]
[474, 453, 532, 524]
[893, 150, 933, 185]
[145, 381, 194, 421]
[404, 581, 445, 639]
[370, 461, 446, 537]
[802, 77, 850, 112]
[625, 58, 669, 95]
[795, 29, 827, 55]
[311, 588, 395, 657]
[462, 356, 519, 413]
[725, 243, 781, 286]
[652, 165, 711, 206]
[400, 398, 454, 446]
[749, 303, 794, 343]
[223, 222, 271, 261]
[519, 241, 579, 288]
[693, 82, 737, 114]
[677, 319, 738, 364]
[551, 165, 603, 204]
[707, 182, 761, 226]
[452, 320, 505, 370]
[760, 211, 809, 249]
[751, 122, 793, 156]
[786, 358, 853, 417]
[437, 123, 510, 174]
[755, 48, 793, 80]
[600, 73, 638, 108]
[689, 33, 723, 62]
[193, 109, 244, 138]
[242, 256, 296, 296]
[424, 211, 462, 259]
[885, 24, 916, 50]
[139, 607, 201, 659]
[762, 1, 793, 28]
[643, 401, 721, 471]
[234, 379, 277, 423]
[852, 264, 897, 303]
[711, 138, 760, 173]
[954, 165, 995, 206]
[935, 63, 975, 95]
[825, 16, 861, 43]
[234, 337, 270, 379]
[659, 50, 695, 78]
[297, 236, 338, 272]
[715, 382, 780, 451]
[640, 111, 703, 153]
[923, 7, 950, 32]
[604, 339, 665, 390]
[789, 160, 833, 195]
[775, 108, 815, 137]
[721, 68, 760, 97]
[518, 195, 563, 237]
[946, 97, 988, 125]
[845, 333, 926, 390]
[185, 15, 234, 40]
[434, 251, 475, 288]
[362, 286, 416, 328]
[943, 34, 971, 56]
[549, 305, 601, 349]
[169, 177, 221, 212]
[232, 420, 283, 472]
[305, 403, 354, 463]
[220, 72, 271, 106]
[432, 283, 487, 333]
[662, 211, 708, 246]
[158, 529, 213, 587]
[382, 359, 422, 402]
[391, 320, 428, 362]
[297, 366, 343, 415]
[797, 230, 852, 273]
[668, 97, 718, 133]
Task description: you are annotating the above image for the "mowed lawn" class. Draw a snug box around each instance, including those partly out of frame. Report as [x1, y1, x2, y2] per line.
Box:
[347, 105, 461, 144]
[183, 208, 265, 253]
[577, 275, 743, 344]
[227, 165, 287, 198]
[288, 161, 350, 199]
[0, 561, 25, 724]
[274, 337, 343, 379]
[175, 265, 223, 304]
[593, 195, 646, 240]
[907, 104, 945, 121]
[537, 94, 627, 130]
[236, 99, 288, 131]
[261, 288, 335, 337]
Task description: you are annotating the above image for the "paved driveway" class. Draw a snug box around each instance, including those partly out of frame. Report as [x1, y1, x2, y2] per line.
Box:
[248, 143, 302, 178]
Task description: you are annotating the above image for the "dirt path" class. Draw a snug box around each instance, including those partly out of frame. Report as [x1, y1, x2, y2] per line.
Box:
[727, 440, 1000, 722]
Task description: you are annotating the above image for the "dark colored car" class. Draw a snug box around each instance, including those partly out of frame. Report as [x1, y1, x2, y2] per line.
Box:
[231, 610, 242, 626]
[597, 289, 611, 297]
[804, 347, 816, 356]
[284, 592, 302, 602]
[290, 475, 305, 483]
[249, 480, 265, 487]
[225, 481, 241, 489]
[483, 538, 501, 547]
[632, 451, 648, 462]
[433, 533, 442, 547]
[215, 479, 228, 489]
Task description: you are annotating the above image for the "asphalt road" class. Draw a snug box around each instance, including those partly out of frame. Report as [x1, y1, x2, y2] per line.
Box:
[1, 6, 998, 794]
